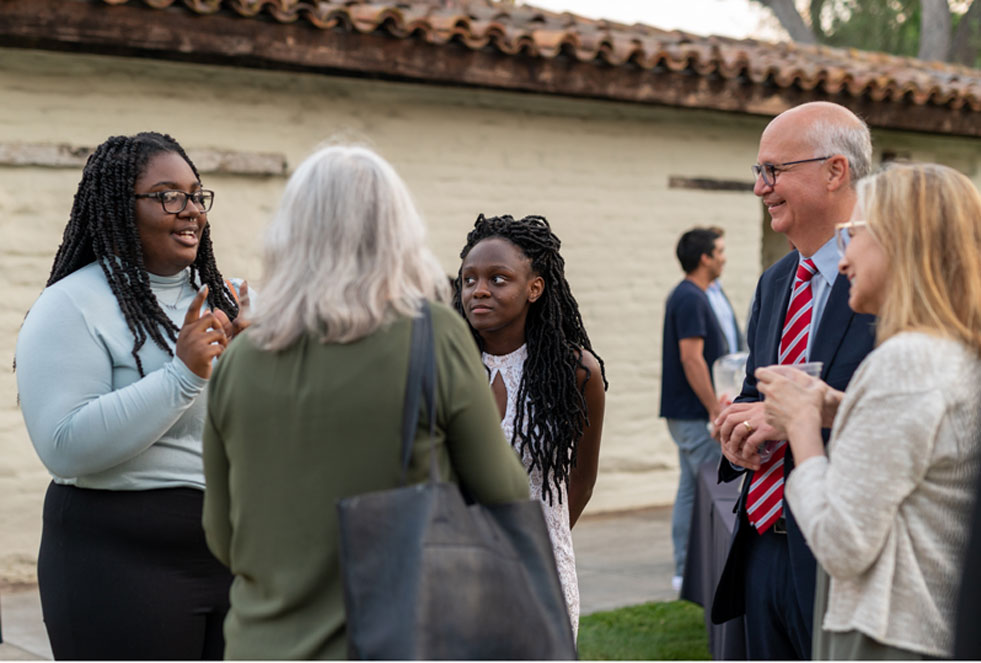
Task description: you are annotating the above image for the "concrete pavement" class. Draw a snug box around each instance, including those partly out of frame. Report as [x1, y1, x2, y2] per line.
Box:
[573, 505, 678, 614]
[0, 505, 677, 660]
[0, 587, 49, 661]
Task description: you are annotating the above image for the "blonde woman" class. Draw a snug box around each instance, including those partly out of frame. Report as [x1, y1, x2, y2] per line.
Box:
[202, 145, 529, 659]
[756, 162, 981, 659]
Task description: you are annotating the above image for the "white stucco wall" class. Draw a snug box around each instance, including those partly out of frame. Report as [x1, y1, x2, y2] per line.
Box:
[2, 47, 979, 583]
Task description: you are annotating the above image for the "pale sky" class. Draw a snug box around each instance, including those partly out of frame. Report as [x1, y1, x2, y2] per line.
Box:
[518, 0, 790, 41]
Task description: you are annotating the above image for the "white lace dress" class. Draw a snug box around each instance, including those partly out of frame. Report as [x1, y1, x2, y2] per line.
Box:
[482, 344, 580, 637]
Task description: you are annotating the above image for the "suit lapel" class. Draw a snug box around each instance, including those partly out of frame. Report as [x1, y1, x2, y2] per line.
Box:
[810, 273, 853, 374]
[761, 257, 797, 366]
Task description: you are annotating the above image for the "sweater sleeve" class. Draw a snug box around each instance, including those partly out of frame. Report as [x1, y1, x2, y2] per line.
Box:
[202, 359, 232, 567]
[434, 307, 530, 504]
[785, 368, 941, 578]
[15, 285, 207, 479]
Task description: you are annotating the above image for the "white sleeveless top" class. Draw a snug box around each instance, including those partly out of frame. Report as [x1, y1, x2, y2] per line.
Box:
[482, 344, 580, 637]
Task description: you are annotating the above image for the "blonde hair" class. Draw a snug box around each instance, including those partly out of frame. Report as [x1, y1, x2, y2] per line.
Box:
[857, 162, 981, 354]
[250, 144, 449, 350]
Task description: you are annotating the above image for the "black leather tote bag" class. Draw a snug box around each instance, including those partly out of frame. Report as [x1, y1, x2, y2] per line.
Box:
[337, 303, 577, 660]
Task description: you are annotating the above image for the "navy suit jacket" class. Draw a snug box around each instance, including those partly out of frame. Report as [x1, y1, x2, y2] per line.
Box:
[710, 250, 876, 626]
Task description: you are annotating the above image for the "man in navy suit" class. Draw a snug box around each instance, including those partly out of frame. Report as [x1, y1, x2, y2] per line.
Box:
[710, 102, 877, 659]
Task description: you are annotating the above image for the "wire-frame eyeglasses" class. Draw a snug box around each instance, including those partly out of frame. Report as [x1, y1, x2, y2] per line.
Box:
[835, 220, 868, 258]
[751, 156, 831, 187]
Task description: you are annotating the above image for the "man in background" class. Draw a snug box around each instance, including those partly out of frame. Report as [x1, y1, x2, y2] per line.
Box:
[660, 227, 727, 592]
[704, 226, 745, 354]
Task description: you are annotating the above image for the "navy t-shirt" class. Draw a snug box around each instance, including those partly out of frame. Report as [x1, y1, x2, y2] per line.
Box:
[659, 279, 727, 419]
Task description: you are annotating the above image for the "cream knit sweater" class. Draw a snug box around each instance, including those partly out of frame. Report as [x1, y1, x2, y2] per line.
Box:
[786, 331, 981, 658]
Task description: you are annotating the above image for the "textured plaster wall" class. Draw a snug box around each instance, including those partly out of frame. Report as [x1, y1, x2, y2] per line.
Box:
[2, 47, 979, 583]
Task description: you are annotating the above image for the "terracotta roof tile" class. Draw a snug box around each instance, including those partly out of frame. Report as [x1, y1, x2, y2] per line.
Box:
[37, 0, 981, 115]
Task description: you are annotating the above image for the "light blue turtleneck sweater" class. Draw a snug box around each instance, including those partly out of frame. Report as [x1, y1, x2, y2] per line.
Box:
[15, 261, 237, 491]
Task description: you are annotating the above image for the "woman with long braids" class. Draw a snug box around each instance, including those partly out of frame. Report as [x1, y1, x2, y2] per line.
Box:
[15, 131, 248, 659]
[456, 213, 607, 637]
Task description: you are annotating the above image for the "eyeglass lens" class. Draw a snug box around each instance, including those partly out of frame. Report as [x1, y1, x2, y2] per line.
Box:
[160, 190, 213, 213]
[836, 226, 850, 257]
[751, 164, 775, 187]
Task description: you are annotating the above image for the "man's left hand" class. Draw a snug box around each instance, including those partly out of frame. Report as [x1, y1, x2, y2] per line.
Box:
[714, 401, 778, 471]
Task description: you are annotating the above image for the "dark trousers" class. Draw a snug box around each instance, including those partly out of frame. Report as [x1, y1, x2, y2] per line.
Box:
[38, 482, 232, 660]
[742, 526, 812, 660]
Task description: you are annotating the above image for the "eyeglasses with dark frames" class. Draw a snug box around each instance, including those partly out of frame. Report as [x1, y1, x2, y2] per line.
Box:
[835, 220, 868, 258]
[751, 156, 832, 187]
[134, 189, 215, 214]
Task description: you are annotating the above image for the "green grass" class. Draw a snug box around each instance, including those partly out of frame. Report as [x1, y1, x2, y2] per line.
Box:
[577, 600, 710, 660]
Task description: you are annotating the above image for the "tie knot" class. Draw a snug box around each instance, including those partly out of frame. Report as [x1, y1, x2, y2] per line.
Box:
[796, 258, 817, 283]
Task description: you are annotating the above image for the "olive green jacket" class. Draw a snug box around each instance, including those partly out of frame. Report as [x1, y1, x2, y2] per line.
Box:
[203, 302, 529, 659]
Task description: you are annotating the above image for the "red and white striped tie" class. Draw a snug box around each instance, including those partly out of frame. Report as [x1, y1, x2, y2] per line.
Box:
[746, 258, 817, 533]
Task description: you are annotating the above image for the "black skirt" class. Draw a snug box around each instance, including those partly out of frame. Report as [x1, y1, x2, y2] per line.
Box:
[38, 482, 232, 660]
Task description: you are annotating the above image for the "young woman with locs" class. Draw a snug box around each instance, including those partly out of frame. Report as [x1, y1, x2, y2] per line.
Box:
[455, 213, 607, 638]
[15, 132, 249, 660]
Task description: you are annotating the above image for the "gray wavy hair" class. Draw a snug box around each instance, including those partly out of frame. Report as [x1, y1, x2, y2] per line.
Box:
[250, 144, 449, 350]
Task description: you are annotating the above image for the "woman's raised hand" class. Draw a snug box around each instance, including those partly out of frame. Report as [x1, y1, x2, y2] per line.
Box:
[230, 280, 252, 336]
[176, 285, 228, 379]
[212, 280, 252, 340]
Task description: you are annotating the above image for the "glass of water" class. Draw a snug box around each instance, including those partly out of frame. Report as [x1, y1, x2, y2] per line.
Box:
[757, 361, 823, 462]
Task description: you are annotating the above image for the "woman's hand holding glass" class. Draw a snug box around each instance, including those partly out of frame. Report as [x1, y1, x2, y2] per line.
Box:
[756, 365, 823, 434]
[756, 365, 839, 463]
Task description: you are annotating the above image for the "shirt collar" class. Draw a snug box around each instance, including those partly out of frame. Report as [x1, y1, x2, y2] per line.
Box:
[800, 237, 839, 288]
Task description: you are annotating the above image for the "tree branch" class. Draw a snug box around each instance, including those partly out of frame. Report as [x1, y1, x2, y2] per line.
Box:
[918, 0, 952, 61]
[808, 0, 828, 40]
[756, 0, 818, 44]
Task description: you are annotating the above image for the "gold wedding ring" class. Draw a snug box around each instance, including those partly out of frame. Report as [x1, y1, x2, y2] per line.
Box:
[742, 420, 754, 433]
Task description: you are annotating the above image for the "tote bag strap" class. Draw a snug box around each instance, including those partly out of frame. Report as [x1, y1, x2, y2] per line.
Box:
[399, 301, 439, 484]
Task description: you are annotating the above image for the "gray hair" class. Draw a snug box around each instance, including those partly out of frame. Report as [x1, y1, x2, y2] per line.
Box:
[805, 117, 873, 183]
[250, 144, 449, 350]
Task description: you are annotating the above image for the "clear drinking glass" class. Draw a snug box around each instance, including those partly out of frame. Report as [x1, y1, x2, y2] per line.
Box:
[757, 361, 823, 463]
[713, 352, 750, 408]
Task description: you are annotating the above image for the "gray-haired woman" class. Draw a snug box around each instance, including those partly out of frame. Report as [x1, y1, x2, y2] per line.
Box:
[201, 145, 529, 659]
